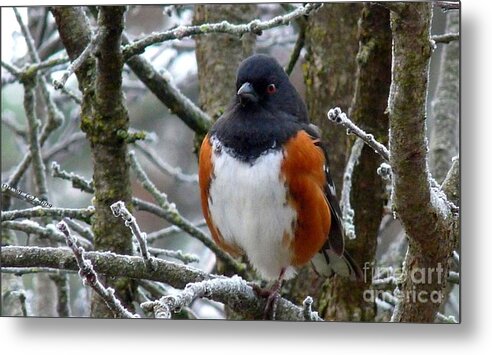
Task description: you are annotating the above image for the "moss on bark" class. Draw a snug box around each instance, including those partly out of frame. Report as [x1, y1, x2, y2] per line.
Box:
[319, 3, 392, 321]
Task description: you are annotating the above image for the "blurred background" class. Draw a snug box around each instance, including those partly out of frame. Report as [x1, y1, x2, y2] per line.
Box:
[1, 4, 457, 320]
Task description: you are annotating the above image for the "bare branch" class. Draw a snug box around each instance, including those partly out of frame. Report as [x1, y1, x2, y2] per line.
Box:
[148, 247, 199, 265]
[1, 206, 95, 224]
[134, 142, 198, 184]
[340, 138, 364, 240]
[53, 30, 101, 90]
[141, 275, 323, 321]
[146, 220, 207, 244]
[284, 20, 306, 76]
[2, 220, 93, 250]
[56, 221, 138, 318]
[110, 201, 150, 261]
[51, 161, 94, 194]
[123, 39, 212, 135]
[434, 1, 460, 11]
[21, 69, 48, 201]
[2, 244, 318, 320]
[1, 245, 210, 288]
[327, 107, 390, 162]
[431, 32, 459, 44]
[122, 3, 322, 59]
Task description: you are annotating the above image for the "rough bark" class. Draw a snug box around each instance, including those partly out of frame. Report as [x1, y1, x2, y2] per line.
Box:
[387, 3, 458, 323]
[429, 11, 459, 183]
[52, 6, 135, 318]
[320, 3, 392, 321]
[303, 3, 362, 190]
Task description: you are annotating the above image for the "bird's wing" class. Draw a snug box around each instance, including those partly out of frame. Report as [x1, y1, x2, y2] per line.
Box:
[304, 124, 363, 281]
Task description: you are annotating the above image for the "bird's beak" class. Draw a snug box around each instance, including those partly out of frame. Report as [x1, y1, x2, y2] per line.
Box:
[237, 82, 258, 105]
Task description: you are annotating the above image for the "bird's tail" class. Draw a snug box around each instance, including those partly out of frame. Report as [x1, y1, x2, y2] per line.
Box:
[311, 247, 364, 282]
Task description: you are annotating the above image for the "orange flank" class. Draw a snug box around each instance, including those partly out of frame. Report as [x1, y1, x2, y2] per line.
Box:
[281, 131, 331, 266]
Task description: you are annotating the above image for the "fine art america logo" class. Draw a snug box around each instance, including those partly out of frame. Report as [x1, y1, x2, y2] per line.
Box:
[363, 262, 445, 304]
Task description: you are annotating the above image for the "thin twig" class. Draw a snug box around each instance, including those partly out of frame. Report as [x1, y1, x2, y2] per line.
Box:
[340, 138, 364, 240]
[122, 3, 322, 59]
[148, 247, 200, 264]
[448, 271, 459, 284]
[1, 267, 77, 275]
[327, 107, 390, 162]
[2, 220, 93, 250]
[434, 1, 460, 11]
[62, 218, 94, 243]
[56, 221, 139, 318]
[431, 32, 459, 44]
[146, 219, 207, 243]
[53, 30, 100, 90]
[22, 77, 48, 201]
[284, 20, 306, 76]
[1, 206, 95, 224]
[134, 142, 198, 184]
[110, 201, 150, 261]
[51, 161, 94, 194]
[1, 60, 21, 76]
[4, 8, 64, 208]
[302, 296, 320, 321]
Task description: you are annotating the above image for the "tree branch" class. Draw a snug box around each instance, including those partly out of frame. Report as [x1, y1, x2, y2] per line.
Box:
[327, 107, 390, 162]
[110, 201, 150, 261]
[56, 221, 138, 318]
[134, 142, 198, 184]
[340, 138, 364, 240]
[387, 2, 457, 323]
[1, 206, 95, 224]
[431, 32, 459, 44]
[2, 245, 319, 320]
[122, 3, 322, 59]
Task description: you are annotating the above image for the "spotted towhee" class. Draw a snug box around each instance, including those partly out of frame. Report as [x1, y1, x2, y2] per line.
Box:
[199, 54, 362, 297]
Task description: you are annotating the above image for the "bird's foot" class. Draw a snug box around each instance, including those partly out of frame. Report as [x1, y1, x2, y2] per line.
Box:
[251, 281, 282, 320]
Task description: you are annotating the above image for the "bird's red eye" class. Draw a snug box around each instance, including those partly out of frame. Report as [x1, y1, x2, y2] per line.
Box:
[266, 83, 276, 94]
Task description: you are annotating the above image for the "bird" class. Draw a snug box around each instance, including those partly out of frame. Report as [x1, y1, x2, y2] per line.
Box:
[198, 54, 362, 314]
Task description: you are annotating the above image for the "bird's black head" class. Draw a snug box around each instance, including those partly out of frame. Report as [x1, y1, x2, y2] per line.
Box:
[234, 54, 308, 122]
[210, 54, 310, 162]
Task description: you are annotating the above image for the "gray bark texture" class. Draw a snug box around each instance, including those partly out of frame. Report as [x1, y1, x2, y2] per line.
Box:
[52, 6, 135, 318]
[321, 3, 392, 321]
[387, 3, 458, 323]
[303, 3, 362, 190]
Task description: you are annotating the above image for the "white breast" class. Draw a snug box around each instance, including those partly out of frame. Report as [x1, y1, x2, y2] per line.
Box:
[208, 138, 297, 281]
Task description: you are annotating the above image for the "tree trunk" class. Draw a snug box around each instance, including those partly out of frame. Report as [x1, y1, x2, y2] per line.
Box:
[52, 6, 135, 318]
[287, 3, 362, 317]
[321, 3, 392, 321]
[387, 3, 458, 323]
[303, 3, 362, 190]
